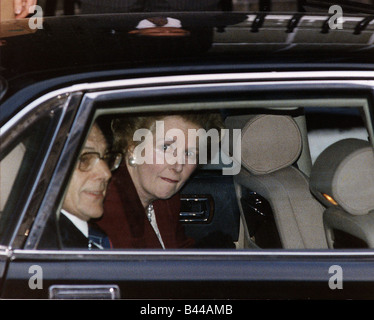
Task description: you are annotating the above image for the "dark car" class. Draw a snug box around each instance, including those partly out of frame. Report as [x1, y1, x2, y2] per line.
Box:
[2, 0, 374, 300]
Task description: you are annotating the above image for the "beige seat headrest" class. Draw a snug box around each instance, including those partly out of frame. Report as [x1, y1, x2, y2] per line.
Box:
[310, 138, 374, 216]
[226, 114, 302, 175]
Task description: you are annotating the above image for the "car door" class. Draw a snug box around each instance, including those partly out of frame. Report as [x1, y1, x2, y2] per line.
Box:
[3, 71, 374, 299]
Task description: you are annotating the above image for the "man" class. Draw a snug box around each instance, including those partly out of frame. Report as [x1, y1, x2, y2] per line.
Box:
[39, 123, 122, 250]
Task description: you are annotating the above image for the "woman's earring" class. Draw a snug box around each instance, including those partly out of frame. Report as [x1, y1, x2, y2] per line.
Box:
[128, 156, 137, 167]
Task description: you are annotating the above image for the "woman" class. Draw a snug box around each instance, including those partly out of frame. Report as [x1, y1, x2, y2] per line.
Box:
[97, 112, 223, 249]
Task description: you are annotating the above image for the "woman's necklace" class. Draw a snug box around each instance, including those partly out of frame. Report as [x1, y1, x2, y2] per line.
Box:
[146, 203, 153, 222]
[146, 203, 165, 249]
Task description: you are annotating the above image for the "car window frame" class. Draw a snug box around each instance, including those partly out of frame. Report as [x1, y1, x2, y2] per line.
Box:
[0, 92, 83, 248]
[21, 71, 374, 255]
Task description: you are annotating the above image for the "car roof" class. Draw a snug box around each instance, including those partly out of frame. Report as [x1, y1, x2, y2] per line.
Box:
[1, 11, 374, 111]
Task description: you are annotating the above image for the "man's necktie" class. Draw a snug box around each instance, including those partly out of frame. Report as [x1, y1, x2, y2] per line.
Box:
[88, 223, 112, 249]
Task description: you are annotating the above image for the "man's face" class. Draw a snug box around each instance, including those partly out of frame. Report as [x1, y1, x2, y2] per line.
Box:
[62, 125, 112, 221]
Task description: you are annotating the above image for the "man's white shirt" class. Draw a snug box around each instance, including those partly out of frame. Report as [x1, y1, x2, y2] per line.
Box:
[61, 209, 88, 238]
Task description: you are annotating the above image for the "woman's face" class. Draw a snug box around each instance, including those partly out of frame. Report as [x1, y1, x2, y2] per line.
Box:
[127, 116, 200, 207]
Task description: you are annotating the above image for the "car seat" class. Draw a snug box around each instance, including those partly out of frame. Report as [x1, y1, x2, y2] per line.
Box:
[226, 114, 328, 249]
[309, 138, 374, 248]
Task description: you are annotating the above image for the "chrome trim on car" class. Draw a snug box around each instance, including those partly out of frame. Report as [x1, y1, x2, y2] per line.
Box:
[68, 71, 374, 92]
[49, 284, 120, 299]
[11, 248, 374, 261]
[0, 245, 12, 257]
[85, 80, 374, 100]
[1, 92, 71, 134]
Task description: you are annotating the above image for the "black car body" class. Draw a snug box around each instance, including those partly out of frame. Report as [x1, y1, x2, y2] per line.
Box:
[2, 1, 374, 299]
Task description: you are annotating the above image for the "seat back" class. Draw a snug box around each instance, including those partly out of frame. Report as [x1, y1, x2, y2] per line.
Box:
[310, 138, 374, 248]
[226, 114, 327, 249]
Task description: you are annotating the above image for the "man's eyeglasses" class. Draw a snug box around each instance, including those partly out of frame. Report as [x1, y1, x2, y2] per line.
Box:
[78, 152, 123, 172]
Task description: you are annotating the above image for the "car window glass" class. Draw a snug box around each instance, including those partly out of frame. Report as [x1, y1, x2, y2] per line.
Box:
[34, 96, 374, 252]
[305, 107, 368, 163]
[0, 116, 52, 244]
[0, 142, 26, 212]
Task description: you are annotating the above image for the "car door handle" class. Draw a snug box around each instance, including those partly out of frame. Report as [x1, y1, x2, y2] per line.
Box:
[49, 284, 120, 299]
[179, 194, 214, 223]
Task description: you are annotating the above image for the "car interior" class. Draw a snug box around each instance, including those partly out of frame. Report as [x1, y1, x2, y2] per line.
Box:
[89, 96, 373, 250]
[1, 95, 373, 251]
[178, 104, 372, 250]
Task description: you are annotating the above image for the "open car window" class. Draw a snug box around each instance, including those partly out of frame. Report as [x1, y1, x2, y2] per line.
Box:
[27, 83, 374, 252]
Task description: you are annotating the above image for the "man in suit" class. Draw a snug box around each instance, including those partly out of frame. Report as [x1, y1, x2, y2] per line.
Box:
[39, 123, 122, 250]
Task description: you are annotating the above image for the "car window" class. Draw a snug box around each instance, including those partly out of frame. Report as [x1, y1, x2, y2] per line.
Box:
[0, 115, 52, 244]
[33, 88, 374, 252]
[306, 107, 368, 163]
[0, 93, 72, 247]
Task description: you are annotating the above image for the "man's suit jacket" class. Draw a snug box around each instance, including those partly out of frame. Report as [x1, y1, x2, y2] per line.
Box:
[38, 212, 110, 249]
